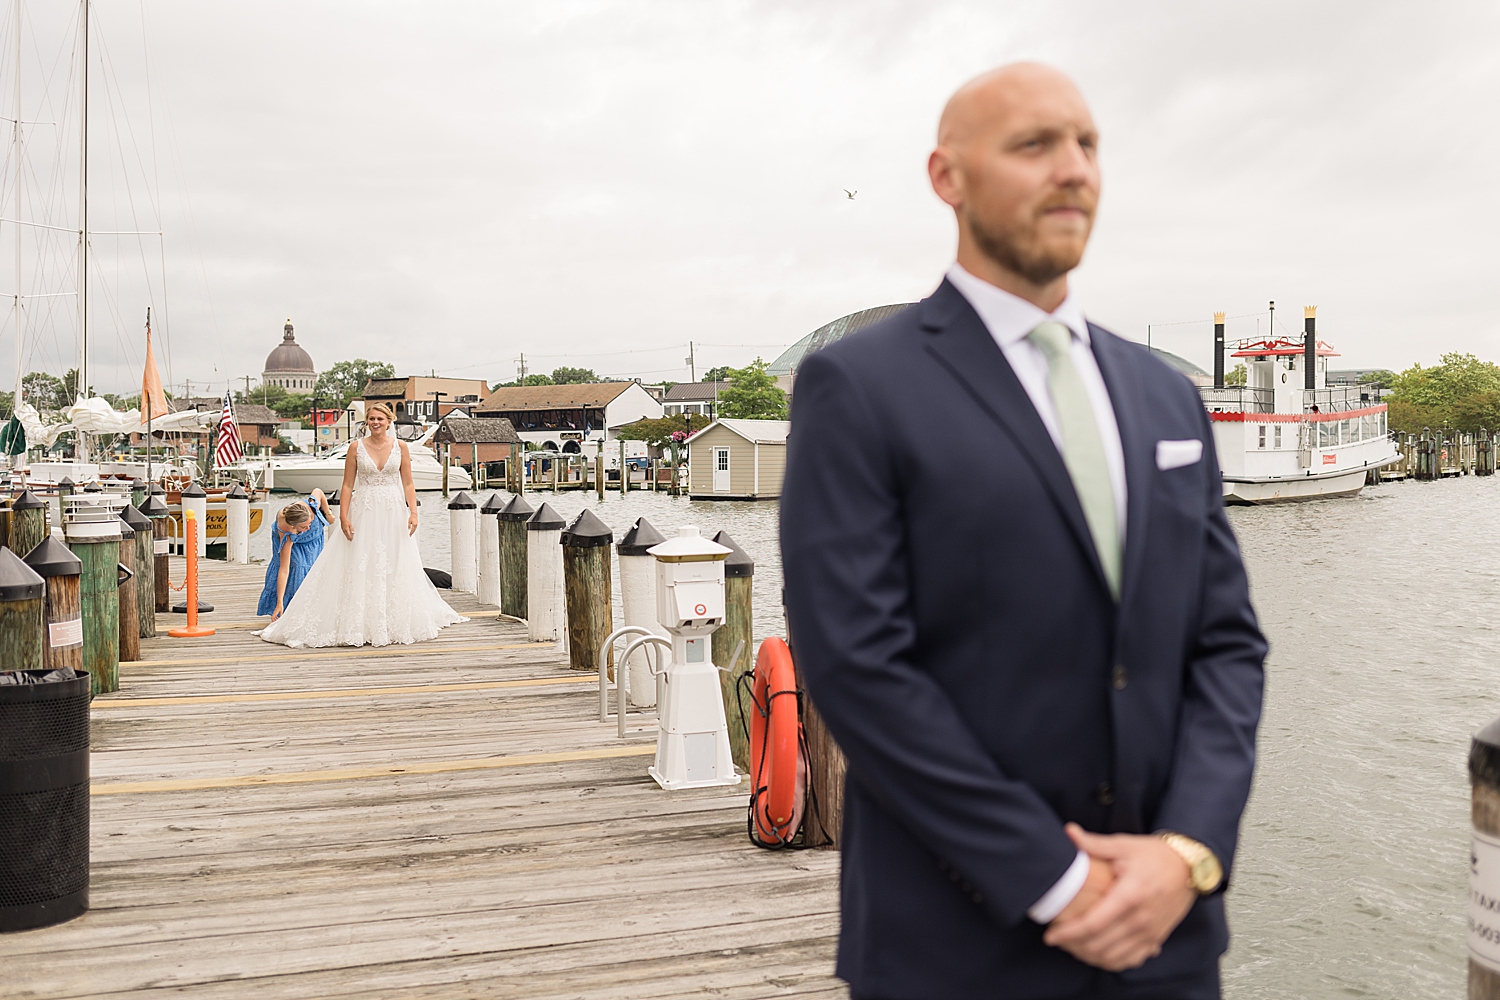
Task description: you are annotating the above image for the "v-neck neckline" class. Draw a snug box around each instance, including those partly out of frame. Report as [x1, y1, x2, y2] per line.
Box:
[363, 437, 397, 471]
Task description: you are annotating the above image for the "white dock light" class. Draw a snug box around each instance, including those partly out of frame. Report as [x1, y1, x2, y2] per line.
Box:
[645, 526, 740, 790]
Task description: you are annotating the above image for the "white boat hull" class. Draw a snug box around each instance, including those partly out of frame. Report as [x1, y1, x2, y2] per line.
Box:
[266, 455, 470, 494]
[1222, 467, 1373, 504]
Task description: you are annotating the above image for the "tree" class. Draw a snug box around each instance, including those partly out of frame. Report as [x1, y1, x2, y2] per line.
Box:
[616, 413, 712, 448]
[549, 366, 597, 384]
[716, 358, 787, 420]
[21, 372, 67, 411]
[316, 359, 395, 408]
[1363, 369, 1396, 390]
[702, 366, 732, 383]
[1224, 364, 1247, 387]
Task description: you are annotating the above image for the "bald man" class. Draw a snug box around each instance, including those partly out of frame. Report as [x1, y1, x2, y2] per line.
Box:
[780, 64, 1265, 999]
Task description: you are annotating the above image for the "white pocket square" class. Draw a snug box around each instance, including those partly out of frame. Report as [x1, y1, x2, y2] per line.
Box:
[1156, 439, 1203, 471]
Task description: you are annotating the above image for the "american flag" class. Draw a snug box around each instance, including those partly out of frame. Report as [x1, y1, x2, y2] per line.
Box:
[214, 392, 244, 468]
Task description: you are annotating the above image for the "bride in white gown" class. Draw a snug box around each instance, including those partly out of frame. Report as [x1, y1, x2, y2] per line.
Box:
[258, 402, 465, 648]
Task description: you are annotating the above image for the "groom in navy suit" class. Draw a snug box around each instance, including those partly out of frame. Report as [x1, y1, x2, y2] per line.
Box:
[780, 64, 1266, 999]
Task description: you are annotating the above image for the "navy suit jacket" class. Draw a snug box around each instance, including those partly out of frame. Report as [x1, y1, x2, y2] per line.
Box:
[779, 280, 1266, 1000]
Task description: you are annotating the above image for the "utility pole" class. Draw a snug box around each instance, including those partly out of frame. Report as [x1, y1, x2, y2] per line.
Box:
[685, 341, 696, 383]
[516, 353, 528, 385]
[242, 375, 251, 400]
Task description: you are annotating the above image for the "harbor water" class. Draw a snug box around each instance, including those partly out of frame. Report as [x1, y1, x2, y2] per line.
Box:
[251, 477, 1492, 998]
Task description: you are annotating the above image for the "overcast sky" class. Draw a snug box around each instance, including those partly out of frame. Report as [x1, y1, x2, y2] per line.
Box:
[4, 0, 1498, 398]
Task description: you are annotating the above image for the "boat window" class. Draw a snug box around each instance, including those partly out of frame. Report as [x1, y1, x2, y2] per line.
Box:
[1258, 426, 1266, 449]
[1274, 425, 1282, 449]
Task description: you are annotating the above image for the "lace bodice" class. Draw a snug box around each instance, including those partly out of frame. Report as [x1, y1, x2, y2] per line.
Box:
[354, 438, 404, 510]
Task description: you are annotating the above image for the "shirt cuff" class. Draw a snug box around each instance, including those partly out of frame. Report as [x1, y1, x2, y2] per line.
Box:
[1027, 849, 1090, 924]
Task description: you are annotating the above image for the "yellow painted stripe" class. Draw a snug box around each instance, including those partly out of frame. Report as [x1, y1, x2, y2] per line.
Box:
[172, 610, 508, 630]
[92, 673, 596, 708]
[137, 641, 551, 668]
[91, 745, 658, 795]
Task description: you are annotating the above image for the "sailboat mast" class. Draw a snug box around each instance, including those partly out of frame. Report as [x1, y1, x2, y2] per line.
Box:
[76, 0, 87, 405]
[12, 0, 21, 413]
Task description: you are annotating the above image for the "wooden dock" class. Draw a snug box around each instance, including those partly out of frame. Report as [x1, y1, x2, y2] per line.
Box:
[0, 557, 844, 999]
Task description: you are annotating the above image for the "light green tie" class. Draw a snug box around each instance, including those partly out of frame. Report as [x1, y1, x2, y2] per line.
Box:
[1027, 321, 1121, 599]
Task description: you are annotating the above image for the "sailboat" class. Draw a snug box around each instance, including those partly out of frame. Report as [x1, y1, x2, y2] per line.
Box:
[5, 0, 199, 487]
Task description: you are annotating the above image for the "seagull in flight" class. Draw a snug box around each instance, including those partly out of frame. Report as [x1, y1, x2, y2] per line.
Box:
[844, 189, 857, 200]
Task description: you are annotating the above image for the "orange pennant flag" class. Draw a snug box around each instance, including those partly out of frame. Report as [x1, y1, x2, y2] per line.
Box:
[141, 323, 169, 422]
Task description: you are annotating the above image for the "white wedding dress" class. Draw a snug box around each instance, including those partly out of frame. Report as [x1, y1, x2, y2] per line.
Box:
[258, 438, 466, 648]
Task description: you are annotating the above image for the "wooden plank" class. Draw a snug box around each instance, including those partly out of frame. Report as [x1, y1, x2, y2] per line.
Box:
[91, 674, 596, 708]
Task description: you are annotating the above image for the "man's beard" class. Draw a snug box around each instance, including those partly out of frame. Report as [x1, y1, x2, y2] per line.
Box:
[966, 206, 1087, 287]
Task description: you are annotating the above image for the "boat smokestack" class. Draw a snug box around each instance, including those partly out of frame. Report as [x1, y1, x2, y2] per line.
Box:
[1303, 306, 1317, 391]
[1213, 311, 1226, 389]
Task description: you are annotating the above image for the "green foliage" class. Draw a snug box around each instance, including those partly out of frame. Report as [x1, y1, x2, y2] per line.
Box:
[493, 374, 556, 388]
[702, 366, 732, 383]
[716, 358, 787, 420]
[237, 383, 310, 420]
[1387, 353, 1500, 432]
[1224, 363, 1247, 387]
[21, 371, 70, 411]
[1362, 369, 1396, 389]
[317, 359, 395, 408]
[549, 366, 597, 384]
[616, 413, 712, 448]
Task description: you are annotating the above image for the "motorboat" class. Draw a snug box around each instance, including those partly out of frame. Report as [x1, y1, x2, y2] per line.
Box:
[242, 438, 472, 494]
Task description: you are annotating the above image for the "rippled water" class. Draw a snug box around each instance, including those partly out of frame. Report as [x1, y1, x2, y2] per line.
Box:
[252, 478, 1493, 996]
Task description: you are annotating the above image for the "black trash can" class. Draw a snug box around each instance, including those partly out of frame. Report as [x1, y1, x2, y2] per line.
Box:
[0, 669, 90, 932]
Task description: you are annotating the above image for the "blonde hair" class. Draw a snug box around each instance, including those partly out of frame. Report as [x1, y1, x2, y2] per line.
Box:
[281, 501, 312, 528]
[365, 401, 396, 424]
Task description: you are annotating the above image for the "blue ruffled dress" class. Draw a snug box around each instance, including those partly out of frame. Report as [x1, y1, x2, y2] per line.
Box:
[257, 496, 328, 616]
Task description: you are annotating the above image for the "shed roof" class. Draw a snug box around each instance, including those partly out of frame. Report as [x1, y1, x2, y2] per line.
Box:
[167, 397, 280, 426]
[434, 416, 522, 445]
[689, 418, 790, 445]
[664, 381, 727, 402]
[477, 382, 636, 411]
[362, 377, 410, 398]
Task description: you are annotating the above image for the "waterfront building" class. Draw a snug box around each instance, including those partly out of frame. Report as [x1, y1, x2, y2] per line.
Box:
[261, 319, 318, 391]
[685, 418, 789, 500]
[663, 380, 727, 419]
[475, 381, 662, 452]
[361, 376, 490, 423]
[433, 415, 523, 477]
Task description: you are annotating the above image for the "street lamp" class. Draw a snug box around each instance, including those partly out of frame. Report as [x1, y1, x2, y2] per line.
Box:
[428, 391, 448, 425]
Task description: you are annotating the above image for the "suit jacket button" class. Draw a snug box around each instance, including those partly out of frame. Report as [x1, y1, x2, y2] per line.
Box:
[1096, 782, 1115, 806]
[1111, 665, 1128, 690]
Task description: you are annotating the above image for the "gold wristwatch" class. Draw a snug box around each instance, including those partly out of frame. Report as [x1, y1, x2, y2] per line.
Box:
[1157, 832, 1223, 894]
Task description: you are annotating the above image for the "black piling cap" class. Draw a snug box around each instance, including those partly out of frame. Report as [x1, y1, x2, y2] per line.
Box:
[82, 481, 103, 493]
[130, 478, 146, 491]
[0, 545, 44, 600]
[120, 503, 152, 533]
[1474, 716, 1500, 788]
[139, 495, 169, 517]
[526, 502, 565, 531]
[116, 512, 136, 539]
[228, 484, 249, 500]
[58, 477, 74, 488]
[23, 535, 81, 579]
[498, 495, 534, 522]
[481, 492, 506, 514]
[182, 482, 207, 498]
[617, 516, 666, 556]
[448, 491, 476, 510]
[11, 489, 44, 511]
[148, 483, 166, 495]
[562, 508, 612, 548]
[712, 530, 755, 578]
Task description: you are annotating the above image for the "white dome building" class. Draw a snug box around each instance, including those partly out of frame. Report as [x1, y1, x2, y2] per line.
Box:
[261, 318, 317, 391]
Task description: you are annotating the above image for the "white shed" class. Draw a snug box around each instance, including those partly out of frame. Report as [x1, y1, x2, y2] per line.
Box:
[686, 419, 790, 500]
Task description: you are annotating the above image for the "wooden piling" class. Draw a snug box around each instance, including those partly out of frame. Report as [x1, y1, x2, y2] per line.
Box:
[69, 528, 121, 696]
[123, 503, 156, 639]
[142, 495, 171, 612]
[595, 451, 604, 501]
[115, 513, 140, 664]
[23, 536, 82, 674]
[1469, 717, 1500, 997]
[497, 494, 533, 620]
[561, 509, 612, 672]
[799, 679, 847, 849]
[711, 531, 755, 771]
[0, 546, 44, 672]
[7, 489, 47, 559]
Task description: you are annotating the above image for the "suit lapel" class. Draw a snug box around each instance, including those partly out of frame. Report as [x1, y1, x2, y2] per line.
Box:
[920, 281, 1109, 593]
[1087, 323, 1153, 608]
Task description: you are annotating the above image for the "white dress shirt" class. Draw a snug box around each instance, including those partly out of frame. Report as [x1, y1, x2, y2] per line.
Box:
[943, 261, 1127, 923]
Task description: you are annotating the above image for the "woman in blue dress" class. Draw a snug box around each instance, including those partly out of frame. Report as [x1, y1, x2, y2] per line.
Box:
[257, 489, 333, 620]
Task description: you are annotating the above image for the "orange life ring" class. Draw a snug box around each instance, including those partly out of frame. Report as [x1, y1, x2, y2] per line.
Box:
[750, 637, 804, 844]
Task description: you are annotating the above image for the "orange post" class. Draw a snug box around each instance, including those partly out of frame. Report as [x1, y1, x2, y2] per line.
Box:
[167, 510, 215, 638]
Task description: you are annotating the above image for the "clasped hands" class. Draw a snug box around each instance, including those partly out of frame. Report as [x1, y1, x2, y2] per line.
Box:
[1042, 823, 1197, 972]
